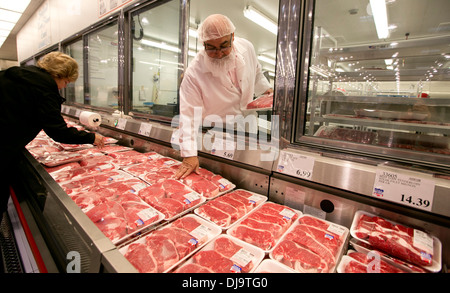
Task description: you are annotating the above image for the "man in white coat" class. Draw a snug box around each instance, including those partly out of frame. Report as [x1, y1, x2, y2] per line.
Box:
[175, 14, 272, 179]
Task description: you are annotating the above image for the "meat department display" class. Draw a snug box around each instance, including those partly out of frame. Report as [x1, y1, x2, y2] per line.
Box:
[270, 215, 349, 273]
[172, 235, 264, 273]
[120, 214, 221, 273]
[350, 210, 442, 272]
[25, 123, 444, 273]
[227, 202, 300, 252]
[337, 251, 407, 273]
[194, 189, 267, 229]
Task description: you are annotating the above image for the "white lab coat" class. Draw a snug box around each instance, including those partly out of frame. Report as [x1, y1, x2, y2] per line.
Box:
[178, 37, 271, 157]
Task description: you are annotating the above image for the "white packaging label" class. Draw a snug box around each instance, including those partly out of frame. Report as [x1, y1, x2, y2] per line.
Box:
[372, 169, 435, 211]
[189, 224, 210, 243]
[277, 150, 315, 180]
[230, 248, 254, 268]
[279, 208, 296, 220]
[136, 207, 159, 223]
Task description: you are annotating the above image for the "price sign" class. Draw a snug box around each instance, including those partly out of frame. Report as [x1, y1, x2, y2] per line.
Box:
[138, 123, 152, 137]
[211, 136, 236, 160]
[116, 118, 127, 130]
[372, 169, 435, 211]
[276, 150, 315, 180]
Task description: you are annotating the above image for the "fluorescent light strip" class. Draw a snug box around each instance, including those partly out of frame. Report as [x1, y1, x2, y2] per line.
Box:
[140, 39, 180, 53]
[243, 5, 277, 35]
[0, 0, 31, 48]
[258, 55, 276, 66]
[370, 0, 389, 39]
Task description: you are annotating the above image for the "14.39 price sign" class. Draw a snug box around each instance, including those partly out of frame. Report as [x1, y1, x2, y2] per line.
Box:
[372, 170, 435, 212]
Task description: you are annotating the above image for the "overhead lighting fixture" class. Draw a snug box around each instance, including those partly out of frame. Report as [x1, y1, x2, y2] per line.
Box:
[0, 0, 31, 48]
[140, 39, 180, 53]
[369, 0, 389, 39]
[258, 55, 276, 66]
[243, 5, 277, 35]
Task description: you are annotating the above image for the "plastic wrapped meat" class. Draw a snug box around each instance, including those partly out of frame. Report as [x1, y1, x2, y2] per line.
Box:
[246, 93, 273, 109]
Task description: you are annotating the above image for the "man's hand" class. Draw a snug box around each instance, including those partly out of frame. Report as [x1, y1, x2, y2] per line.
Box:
[93, 133, 105, 148]
[175, 156, 199, 180]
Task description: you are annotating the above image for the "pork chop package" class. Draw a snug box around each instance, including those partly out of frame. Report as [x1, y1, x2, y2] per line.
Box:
[194, 189, 267, 230]
[270, 215, 349, 273]
[172, 234, 265, 273]
[350, 210, 442, 272]
[227, 202, 301, 253]
[120, 214, 221, 273]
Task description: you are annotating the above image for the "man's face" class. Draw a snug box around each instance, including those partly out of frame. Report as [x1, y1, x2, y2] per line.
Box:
[203, 33, 234, 59]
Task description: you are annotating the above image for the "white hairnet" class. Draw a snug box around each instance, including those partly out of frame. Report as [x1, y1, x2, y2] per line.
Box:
[198, 14, 236, 43]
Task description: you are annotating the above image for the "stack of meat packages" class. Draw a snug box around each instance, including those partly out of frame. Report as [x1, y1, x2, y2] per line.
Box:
[26, 131, 233, 244]
[270, 215, 349, 273]
[349, 211, 440, 272]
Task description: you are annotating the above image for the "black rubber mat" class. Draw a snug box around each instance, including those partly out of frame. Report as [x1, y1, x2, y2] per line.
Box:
[0, 212, 23, 273]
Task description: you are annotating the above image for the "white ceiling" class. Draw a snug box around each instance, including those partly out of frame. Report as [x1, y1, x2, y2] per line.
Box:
[0, 0, 45, 61]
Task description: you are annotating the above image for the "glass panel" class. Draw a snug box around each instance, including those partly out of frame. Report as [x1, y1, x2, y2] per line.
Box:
[304, 0, 450, 156]
[87, 21, 119, 109]
[65, 39, 84, 104]
[131, 0, 181, 118]
[187, 0, 278, 136]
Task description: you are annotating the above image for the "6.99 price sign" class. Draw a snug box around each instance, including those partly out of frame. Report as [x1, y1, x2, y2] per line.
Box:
[372, 170, 435, 212]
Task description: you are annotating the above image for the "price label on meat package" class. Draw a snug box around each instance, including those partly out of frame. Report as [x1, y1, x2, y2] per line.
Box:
[277, 150, 315, 180]
[372, 169, 435, 212]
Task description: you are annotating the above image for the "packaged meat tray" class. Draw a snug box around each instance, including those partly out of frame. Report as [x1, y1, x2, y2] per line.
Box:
[246, 93, 273, 110]
[350, 210, 442, 272]
[337, 250, 408, 273]
[348, 238, 428, 273]
[227, 202, 301, 253]
[84, 194, 165, 245]
[172, 234, 265, 273]
[38, 151, 84, 167]
[120, 214, 221, 273]
[99, 144, 134, 154]
[269, 215, 349, 273]
[194, 189, 267, 230]
[138, 179, 206, 221]
[253, 259, 297, 273]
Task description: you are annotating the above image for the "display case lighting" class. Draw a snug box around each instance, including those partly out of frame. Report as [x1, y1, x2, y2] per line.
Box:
[369, 0, 389, 39]
[243, 5, 278, 35]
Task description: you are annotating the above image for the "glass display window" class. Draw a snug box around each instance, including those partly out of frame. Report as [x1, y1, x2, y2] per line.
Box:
[64, 39, 84, 105]
[298, 0, 450, 166]
[130, 0, 181, 119]
[86, 21, 119, 109]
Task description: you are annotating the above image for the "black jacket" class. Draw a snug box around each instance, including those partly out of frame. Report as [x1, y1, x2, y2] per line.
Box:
[0, 65, 95, 155]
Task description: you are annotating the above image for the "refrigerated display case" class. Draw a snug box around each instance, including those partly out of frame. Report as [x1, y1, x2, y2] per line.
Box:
[8, 0, 449, 274]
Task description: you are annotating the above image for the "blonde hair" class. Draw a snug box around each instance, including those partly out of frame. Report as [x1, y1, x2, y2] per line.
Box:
[37, 51, 79, 82]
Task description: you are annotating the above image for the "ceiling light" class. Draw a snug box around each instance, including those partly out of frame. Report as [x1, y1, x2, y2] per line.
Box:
[370, 0, 389, 39]
[140, 39, 180, 53]
[258, 55, 276, 66]
[0, 0, 31, 48]
[243, 5, 277, 35]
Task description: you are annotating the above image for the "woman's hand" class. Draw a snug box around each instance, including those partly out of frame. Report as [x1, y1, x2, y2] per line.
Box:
[175, 156, 199, 179]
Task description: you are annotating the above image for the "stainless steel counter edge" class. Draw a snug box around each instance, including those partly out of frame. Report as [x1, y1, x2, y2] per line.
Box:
[62, 106, 450, 218]
[273, 147, 450, 218]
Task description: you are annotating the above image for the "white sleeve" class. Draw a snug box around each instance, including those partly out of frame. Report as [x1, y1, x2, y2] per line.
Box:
[178, 72, 203, 157]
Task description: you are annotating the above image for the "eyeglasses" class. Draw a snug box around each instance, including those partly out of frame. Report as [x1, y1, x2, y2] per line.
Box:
[204, 34, 233, 53]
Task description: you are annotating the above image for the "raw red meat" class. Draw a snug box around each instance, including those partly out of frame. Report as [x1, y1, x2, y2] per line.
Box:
[122, 201, 160, 231]
[139, 180, 201, 219]
[85, 201, 125, 223]
[272, 239, 329, 273]
[230, 202, 297, 251]
[192, 250, 234, 273]
[344, 251, 405, 273]
[174, 263, 214, 273]
[197, 204, 232, 227]
[145, 234, 180, 272]
[39, 151, 84, 167]
[182, 173, 219, 198]
[246, 93, 273, 109]
[124, 243, 158, 273]
[353, 214, 434, 267]
[94, 216, 128, 242]
[271, 215, 346, 273]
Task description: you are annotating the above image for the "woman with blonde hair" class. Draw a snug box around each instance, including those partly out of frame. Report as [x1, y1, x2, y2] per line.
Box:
[0, 51, 104, 230]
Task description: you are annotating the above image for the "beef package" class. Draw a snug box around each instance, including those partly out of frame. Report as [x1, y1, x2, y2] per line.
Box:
[227, 202, 300, 252]
[120, 214, 221, 273]
[350, 211, 442, 272]
[270, 215, 349, 273]
[173, 235, 264, 273]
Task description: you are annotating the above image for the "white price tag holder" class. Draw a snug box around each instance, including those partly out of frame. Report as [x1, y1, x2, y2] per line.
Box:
[276, 150, 315, 180]
[211, 135, 236, 160]
[138, 123, 152, 137]
[75, 109, 82, 118]
[116, 118, 127, 130]
[372, 169, 435, 211]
